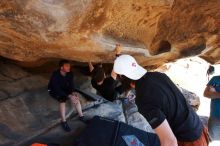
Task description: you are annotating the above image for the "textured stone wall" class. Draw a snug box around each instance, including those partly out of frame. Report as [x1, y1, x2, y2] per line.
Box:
[0, 0, 219, 67]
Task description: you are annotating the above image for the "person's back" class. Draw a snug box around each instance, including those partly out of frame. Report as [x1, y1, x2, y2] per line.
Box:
[136, 72, 203, 141]
[89, 65, 123, 102]
[88, 44, 124, 102]
[91, 76, 118, 101]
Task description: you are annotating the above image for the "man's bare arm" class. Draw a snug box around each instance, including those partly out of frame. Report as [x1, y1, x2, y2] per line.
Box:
[88, 62, 94, 72]
[154, 119, 178, 146]
[204, 86, 220, 99]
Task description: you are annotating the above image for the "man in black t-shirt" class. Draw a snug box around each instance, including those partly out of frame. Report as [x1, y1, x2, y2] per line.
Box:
[48, 60, 85, 132]
[88, 44, 123, 101]
[113, 55, 209, 146]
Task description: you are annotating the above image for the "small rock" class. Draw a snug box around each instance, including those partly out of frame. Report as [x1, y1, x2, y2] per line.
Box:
[178, 86, 200, 111]
[83, 101, 125, 122]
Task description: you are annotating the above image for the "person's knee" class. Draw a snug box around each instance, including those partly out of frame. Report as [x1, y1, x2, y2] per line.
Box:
[59, 102, 66, 106]
[70, 96, 80, 104]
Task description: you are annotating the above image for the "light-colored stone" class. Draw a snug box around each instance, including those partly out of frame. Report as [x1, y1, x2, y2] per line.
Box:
[178, 86, 200, 111]
[122, 100, 154, 133]
[83, 101, 125, 122]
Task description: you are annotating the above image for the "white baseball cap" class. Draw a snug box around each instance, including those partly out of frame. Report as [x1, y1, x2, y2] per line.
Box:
[113, 55, 147, 80]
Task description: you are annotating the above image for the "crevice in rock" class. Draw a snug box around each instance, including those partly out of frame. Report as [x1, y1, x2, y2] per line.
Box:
[0, 90, 9, 100]
[156, 40, 172, 55]
[181, 43, 206, 57]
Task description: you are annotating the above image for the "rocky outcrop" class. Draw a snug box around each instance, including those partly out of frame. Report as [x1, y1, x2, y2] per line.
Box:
[121, 99, 154, 133]
[0, 59, 126, 146]
[0, 60, 95, 146]
[0, 0, 220, 67]
[178, 86, 200, 111]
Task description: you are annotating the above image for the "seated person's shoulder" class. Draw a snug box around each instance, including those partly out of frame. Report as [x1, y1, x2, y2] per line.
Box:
[51, 70, 60, 77]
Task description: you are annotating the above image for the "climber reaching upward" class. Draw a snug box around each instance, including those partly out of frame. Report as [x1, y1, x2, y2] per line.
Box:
[88, 44, 123, 101]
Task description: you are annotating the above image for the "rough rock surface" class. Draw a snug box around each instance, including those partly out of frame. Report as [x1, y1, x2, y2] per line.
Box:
[0, 60, 95, 146]
[23, 101, 126, 146]
[83, 101, 125, 122]
[0, 0, 220, 67]
[0, 59, 126, 146]
[177, 86, 200, 111]
[121, 99, 154, 133]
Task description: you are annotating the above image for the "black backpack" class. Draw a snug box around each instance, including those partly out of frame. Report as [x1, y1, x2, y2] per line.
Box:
[76, 116, 160, 146]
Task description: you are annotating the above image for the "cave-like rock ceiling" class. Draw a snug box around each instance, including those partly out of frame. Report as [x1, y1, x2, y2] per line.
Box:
[0, 0, 220, 67]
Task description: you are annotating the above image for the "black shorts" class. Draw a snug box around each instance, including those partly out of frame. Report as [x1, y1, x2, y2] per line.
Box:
[49, 92, 69, 103]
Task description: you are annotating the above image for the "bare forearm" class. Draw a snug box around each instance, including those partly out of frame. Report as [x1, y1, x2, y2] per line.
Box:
[205, 91, 220, 99]
[160, 139, 178, 146]
[203, 86, 220, 99]
[155, 120, 178, 146]
[115, 44, 122, 55]
[111, 70, 117, 80]
[88, 62, 94, 72]
[158, 133, 178, 146]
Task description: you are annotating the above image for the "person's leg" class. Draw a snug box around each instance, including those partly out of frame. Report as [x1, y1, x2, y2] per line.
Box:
[50, 95, 71, 131]
[208, 117, 220, 141]
[69, 94, 83, 117]
[59, 100, 71, 132]
[59, 102, 66, 122]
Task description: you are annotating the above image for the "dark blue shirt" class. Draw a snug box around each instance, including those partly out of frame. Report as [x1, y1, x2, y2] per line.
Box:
[207, 76, 220, 118]
[48, 70, 75, 97]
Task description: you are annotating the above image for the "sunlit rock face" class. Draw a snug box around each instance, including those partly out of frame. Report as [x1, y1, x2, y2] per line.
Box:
[0, 0, 220, 67]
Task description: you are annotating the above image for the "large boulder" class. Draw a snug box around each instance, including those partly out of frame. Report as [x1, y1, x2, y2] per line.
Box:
[0, 0, 220, 67]
[122, 100, 154, 133]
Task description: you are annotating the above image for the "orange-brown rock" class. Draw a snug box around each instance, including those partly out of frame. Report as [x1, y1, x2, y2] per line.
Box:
[0, 0, 219, 67]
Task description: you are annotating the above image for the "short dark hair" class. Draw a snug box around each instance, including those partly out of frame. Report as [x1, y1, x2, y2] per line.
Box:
[119, 75, 135, 92]
[92, 67, 105, 83]
[207, 65, 215, 75]
[59, 59, 70, 67]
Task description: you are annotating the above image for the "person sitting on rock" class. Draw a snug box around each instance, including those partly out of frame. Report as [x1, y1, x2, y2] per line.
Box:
[48, 59, 85, 132]
[204, 65, 220, 140]
[113, 55, 209, 146]
[88, 44, 124, 102]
